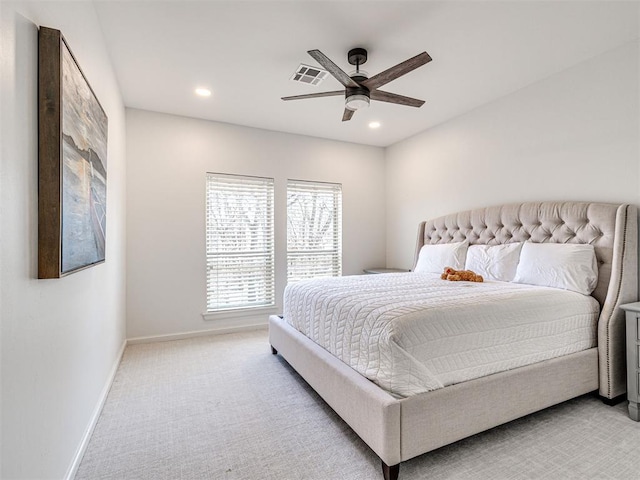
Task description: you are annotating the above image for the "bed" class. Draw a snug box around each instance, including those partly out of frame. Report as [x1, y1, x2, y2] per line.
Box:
[268, 201, 638, 480]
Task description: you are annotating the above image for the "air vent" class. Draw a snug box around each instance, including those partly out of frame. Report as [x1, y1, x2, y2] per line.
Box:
[290, 64, 328, 86]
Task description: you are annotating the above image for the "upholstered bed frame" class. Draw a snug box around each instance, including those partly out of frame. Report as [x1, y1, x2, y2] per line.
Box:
[269, 201, 638, 480]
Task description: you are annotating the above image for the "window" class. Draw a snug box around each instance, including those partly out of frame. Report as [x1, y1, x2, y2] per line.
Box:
[205, 173, 274, 311]
[287, 180, 342, 282]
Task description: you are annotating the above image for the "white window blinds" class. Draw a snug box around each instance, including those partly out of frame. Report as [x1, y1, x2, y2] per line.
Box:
[287, 180, 342, 283]
[206, 173, 275, 311]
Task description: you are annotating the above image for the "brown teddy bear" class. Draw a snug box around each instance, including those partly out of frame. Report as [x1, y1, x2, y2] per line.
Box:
[440, 266, 484, 282]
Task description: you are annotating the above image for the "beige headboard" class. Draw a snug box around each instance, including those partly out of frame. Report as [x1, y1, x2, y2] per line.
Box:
[413, 201, 638, 399]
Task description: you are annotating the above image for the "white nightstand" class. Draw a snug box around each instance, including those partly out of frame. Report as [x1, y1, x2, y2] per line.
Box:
[619, 303, 640, 421]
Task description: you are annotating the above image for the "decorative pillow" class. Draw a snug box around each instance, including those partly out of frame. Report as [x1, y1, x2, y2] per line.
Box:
[512, 242, 598, 295]
[414, 241, 468, 274]
[465, 243, 523, 282]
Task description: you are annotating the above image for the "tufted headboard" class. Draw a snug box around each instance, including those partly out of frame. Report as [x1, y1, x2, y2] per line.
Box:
[413, 201, 638, 399]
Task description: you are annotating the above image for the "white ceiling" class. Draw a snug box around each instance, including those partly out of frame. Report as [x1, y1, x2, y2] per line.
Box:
[94, 1, 639, 147]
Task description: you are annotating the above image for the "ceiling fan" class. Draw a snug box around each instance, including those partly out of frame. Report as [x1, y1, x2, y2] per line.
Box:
[282, 48, 432, 122]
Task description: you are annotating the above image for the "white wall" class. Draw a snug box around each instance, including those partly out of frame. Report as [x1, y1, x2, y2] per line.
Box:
[386, 40, 640, 270]
[0, 2, 126, 479]
[126, 109, 385, 339]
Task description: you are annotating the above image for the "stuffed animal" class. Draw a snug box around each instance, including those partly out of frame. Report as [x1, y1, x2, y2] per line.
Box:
[440, 266, 484, 282]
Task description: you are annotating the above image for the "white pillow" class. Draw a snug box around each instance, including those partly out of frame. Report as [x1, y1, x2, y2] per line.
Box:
[465, 243, 523, 282]
[414, 241, 468, 274]
[512, 242, 598, 295]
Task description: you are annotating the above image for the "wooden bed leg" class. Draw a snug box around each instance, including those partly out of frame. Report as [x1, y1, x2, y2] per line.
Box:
[381, 460, 399, 480]
[270, 345, 278, 355]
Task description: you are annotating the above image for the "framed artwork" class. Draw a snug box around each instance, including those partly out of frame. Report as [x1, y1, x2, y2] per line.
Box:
[38, 27, 108, 278]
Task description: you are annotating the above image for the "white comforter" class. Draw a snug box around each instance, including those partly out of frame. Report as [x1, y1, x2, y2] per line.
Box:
[283, 273, 599, 398]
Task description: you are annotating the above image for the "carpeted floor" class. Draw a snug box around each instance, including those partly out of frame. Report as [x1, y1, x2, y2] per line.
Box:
[75, 330, 640, 480]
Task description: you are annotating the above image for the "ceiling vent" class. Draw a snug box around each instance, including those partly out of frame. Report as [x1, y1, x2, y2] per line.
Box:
[290, 64, 328, 86]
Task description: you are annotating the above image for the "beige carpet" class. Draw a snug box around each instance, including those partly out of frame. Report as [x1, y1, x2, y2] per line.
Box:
[75, 330, 640, 480]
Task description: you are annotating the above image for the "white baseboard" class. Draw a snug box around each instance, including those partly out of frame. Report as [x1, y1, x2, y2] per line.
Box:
[64, 339, 127, 480]
[126, 321, 268, 345]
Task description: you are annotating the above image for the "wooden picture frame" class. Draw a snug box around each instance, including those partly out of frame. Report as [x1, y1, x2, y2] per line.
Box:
[38, 27, 108, 278]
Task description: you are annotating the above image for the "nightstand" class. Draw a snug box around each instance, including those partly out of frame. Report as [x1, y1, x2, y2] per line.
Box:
[620, 303, 640, 421]
[363, 268, 410, 274]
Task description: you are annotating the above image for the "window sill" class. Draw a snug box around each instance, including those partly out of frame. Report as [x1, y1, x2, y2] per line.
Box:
[202, 306, 278, 321]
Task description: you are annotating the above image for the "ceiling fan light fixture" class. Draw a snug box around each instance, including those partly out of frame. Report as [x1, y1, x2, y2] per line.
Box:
[345, 94, 370, 111]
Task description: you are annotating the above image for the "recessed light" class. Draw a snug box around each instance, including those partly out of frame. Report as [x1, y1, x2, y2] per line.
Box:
[195, 88, 212, 97]
[369, 121, 381, 129]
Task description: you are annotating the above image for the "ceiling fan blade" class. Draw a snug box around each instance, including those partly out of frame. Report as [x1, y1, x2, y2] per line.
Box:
[363, 52, 432, 90]
[281, 90, 344, 101]
[370, 90, 425, 107]
[308, 50, 360, 89]
[342, 108, 355, 122]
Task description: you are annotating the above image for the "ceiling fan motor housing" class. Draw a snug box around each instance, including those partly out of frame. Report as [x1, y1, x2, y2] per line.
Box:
[345, 83, 369, 99]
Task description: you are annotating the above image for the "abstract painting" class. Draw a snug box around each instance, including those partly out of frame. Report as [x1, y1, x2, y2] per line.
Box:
[39, 27, 108, 278]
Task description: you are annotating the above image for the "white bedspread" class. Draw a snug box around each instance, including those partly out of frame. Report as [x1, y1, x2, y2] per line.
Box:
[283, 273, 599, 398]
